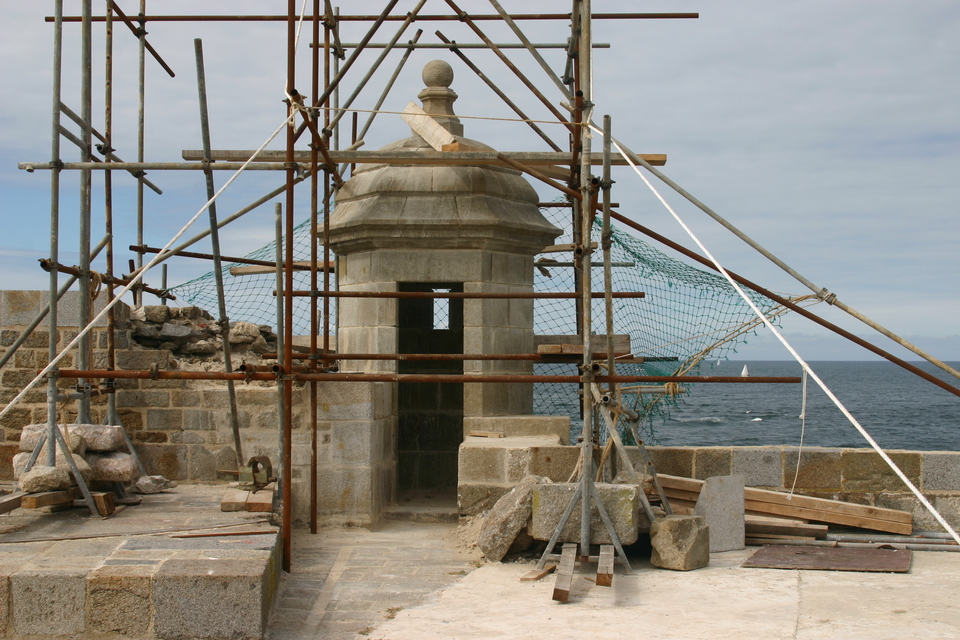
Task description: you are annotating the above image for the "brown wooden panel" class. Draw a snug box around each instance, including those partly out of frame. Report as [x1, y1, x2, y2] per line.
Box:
[743, 545, 912, 573]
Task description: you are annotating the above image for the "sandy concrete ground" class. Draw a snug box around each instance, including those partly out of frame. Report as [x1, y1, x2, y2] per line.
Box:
[367, 549, 960, 640]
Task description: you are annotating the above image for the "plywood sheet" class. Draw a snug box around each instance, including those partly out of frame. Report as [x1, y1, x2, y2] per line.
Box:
[743, 545, 912, 573]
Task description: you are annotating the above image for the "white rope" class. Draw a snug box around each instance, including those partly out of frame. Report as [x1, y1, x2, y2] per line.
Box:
[292, 0, 309, 52]
[789, 368, 809, 497]
[597, 124, 960, 544]
[0, 113, 295, 424]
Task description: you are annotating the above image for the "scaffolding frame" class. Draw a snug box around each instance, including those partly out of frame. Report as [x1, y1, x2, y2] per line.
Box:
[17, 1, 955, 576]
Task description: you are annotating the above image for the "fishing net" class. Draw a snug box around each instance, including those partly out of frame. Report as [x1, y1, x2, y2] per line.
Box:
[169, 203, 794, 443]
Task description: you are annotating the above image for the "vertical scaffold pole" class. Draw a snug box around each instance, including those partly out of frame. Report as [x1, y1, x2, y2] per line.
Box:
[77, 0, 93, 425]
[282, 0, 297, 574]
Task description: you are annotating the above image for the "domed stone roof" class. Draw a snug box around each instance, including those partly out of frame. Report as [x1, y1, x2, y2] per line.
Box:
[329, 61, 561, 256]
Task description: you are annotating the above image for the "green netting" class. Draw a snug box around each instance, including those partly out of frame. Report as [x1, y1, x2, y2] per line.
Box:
[532, 204, 787, 443]
[168, 203, 791, 444]
[169, 218, 329, 335]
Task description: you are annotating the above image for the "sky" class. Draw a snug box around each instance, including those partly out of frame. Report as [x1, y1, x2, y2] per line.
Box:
[0, 1, 958, 362]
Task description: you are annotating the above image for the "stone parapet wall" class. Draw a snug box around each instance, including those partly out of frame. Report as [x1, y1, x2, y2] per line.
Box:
[458, 440, 960, 532]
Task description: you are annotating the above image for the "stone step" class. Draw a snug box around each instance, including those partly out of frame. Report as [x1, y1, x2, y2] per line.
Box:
[383, 504, 458, 524]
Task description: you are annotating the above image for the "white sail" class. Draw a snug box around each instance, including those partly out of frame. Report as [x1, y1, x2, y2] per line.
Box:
[741, 364, 749, 377]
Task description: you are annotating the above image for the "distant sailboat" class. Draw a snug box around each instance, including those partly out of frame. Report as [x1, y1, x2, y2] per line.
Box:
[741, 364, 749, 377]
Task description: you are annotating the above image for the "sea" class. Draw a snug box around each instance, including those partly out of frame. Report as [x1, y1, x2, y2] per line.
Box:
[652, 361, 960, 451]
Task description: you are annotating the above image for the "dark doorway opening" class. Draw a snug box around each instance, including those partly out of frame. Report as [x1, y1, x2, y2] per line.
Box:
[397, 282, 463, 495]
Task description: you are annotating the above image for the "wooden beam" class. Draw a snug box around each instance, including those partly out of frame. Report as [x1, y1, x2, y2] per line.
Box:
[181, 149, 667, 167]
[21, 487, 82, 509]
[246, 484, 275, 513]
[596, 545, 614, 587]
[0, 492, 24, 515]
[401, 102, 456, 151]
[552, 543, 578, 603]
[520, 563, 557, 582]
[221, 488, 249, 512]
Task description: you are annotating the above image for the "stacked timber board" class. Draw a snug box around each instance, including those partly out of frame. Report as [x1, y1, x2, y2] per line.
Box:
[655, 474, 913, 539]
[221, 483, 276, 513]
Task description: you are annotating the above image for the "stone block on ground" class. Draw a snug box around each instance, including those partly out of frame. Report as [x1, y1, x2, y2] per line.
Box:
[650, 515, 710, 571]
[477, 475, 550, 562]
[85, 452, 140, 483]
[11, 569, 87, 636]
[86, 564, 154, 637]
[18, 465, 74, 493]
[130, 474, 177, 494]
[152, 558, 270, 640]
[693, 475, 745, 552]
[530, 482, 646, 545]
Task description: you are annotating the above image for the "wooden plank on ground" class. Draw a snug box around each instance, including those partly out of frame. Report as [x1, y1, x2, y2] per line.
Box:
[21, 487, 81, 509]
[743, 545, 912, 573]
[745, 486, 912, 524]
[0, 492, 24, 515]
[467, 430, 504, 438]
[520, 563, 557, 582]
[742, 499, 913, 535]
[658, 474, 913, 533]
[91, 492, 115, 517]
[745, 516, 828, 539]
[597, 545, 614, 587]
[552, 543, 578, 603]
[221, 489, 249, 512]
[245, 484, 275, 513]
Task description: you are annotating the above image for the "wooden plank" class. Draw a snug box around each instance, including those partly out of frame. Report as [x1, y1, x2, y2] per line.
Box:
[552, 543, 578, 603]
[536, 344, 563, 355]
[535, 334, 630, 353]
[746, 533, 817, 541]
[596, 545, 614, 587]
[21, 487, 82, 509]
[183, 149, 669, 167]
[401, 102, 456, 151]
[0, 492, 24, 515]
[745, 516, 828, 539]
[92, 492, 115, 517]
[538, 242, 598, 254]
[467, 430, 504, 438]
[245, 484, 275, 513]
[745, 486, 912, 524]
[221, 488, 249, 512]
[743, 546, 912, 573]
[520, 563, 557, 582]
[742, 499, 913, 535]
[658, 474, 913, 529]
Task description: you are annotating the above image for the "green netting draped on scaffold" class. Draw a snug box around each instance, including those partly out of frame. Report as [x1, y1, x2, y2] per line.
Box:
[168, 204, 787, 443]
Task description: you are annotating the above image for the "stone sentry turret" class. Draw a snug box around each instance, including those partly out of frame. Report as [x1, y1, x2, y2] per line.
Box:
[325, 60, 562, 517]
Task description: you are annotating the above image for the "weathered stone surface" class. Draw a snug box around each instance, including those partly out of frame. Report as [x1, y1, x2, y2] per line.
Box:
[130, 474, 178, 494]
[650, 515, 710, 571]
[731, 447, 782, 487]
[71, 424, 126, 452]
[85, 452, 140, 483]
[86, 564, 154, 636]
[477, 475, 550, 562]
[784, 447, 842, 490]
[18, 465, 74, 492]
[694, 447, 733, 480]
[922, 452, 960, 491]
[19, 423, 86, 455]
[693, 475, 745, 552]
[229, 321, 262, 344]
[842, 450, 921, 492]
[152, 558, 269, 640]
[142, 305, 171, 324]
[457, 483, 512, 516]
[11, 569, 87, 636]
[531, 482, 645, 545]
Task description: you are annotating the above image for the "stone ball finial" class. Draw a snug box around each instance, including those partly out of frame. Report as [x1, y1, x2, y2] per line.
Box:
[422, 59, 454, 88]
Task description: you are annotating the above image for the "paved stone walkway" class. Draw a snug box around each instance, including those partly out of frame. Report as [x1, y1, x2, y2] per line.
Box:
[266, 521, 481, 639]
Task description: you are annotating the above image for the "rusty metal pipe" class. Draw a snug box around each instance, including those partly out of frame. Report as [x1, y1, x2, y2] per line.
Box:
[285, 291, 645, 299]
[54, 370, 800, 385]
[49, 13, 700, 23]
